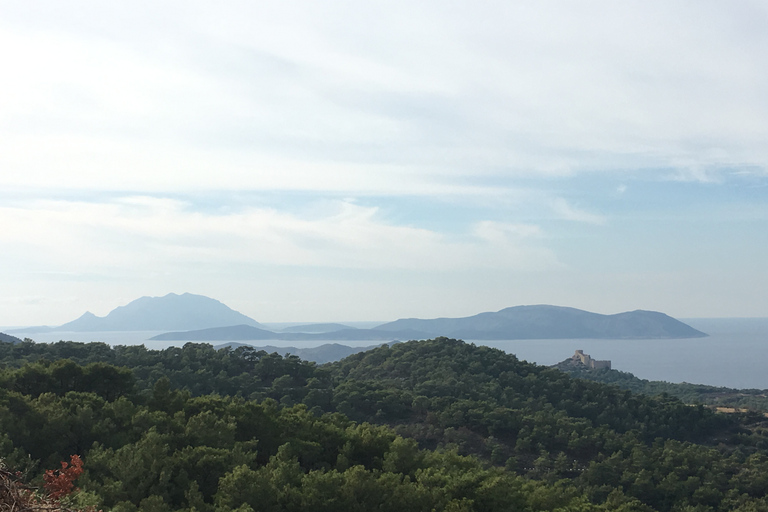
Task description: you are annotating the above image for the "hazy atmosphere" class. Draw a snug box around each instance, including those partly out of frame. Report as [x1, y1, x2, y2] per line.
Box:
[2, 1, 767, 326]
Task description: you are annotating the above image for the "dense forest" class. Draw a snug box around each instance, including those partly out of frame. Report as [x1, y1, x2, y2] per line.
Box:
[2, 337, 768, 511]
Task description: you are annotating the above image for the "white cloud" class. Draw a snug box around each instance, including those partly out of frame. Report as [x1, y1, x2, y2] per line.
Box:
[550, 198, 606, 225]
[473, 221, 543, 242]
[0, 197, 561, 278]
[1, 1, 767, 195]
[666, 165, 724, 184]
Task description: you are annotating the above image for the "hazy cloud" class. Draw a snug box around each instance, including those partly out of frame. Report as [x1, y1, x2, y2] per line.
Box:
[550, 198, 606, 225]
[1, 1, 767, 195]
[0, 197, 560, 277]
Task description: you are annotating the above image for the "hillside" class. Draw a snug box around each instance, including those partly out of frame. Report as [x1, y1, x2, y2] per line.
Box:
[3, 338, 768, 511]
[375, 304, 707, 339]
[53, 293, 260, 331]
[0, 333, 21, 344]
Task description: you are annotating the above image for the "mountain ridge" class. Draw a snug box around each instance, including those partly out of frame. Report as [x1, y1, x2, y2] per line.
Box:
[150, 303, 706, 342]
[374, 304, 706, 339]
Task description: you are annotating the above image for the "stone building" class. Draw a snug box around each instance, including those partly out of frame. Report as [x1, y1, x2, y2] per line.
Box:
[572, 349, 611, 370]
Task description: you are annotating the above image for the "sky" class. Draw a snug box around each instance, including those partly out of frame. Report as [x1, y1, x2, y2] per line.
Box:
[1, 0, 767, 326]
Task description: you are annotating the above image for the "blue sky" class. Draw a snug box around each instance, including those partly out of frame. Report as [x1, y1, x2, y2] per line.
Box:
[1, 1, 767, 325]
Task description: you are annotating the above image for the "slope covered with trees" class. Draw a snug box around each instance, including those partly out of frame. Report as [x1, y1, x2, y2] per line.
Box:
[1, 337, 768, 511]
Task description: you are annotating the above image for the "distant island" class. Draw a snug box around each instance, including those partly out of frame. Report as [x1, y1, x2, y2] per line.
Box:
[279, 323, 355, 333]
[150, 324, 427, 343]
[146, 301, 706, 342]
[374, 305, 707, 340]
[6, 294, 707, 342]
[8, 293, 260, 333]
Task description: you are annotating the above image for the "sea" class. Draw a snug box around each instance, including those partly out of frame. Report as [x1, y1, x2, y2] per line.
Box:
[12, 318, 768, 390]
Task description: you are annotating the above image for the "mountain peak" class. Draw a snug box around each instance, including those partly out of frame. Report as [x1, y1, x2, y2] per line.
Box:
[56, 293, 260, 332]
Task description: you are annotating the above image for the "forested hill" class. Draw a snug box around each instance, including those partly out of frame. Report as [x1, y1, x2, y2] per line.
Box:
[2, 337, 768, 511]
[328, 338, 728, 443]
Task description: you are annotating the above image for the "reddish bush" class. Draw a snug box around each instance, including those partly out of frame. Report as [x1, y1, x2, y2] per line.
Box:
[43, 455, 84, 501]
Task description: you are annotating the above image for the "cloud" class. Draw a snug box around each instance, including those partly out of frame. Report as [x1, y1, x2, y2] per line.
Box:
[666, 165, 724, 184]
[473, 221, 543, 242]
[1, 1, 767, 196]
[0, 196, 561, 278]
[550, 198, 606, 225]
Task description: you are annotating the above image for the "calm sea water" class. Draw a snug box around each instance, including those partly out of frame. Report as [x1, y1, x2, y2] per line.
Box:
[19, 318, 768, 390]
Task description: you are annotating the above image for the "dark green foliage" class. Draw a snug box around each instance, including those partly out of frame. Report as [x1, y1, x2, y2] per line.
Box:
[328, 339, 732, 446]
[0, 341, 330, 405]
[0, 385, 609, 512]
[2, 336, 768, 511]
[0, 359, 134, 400]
